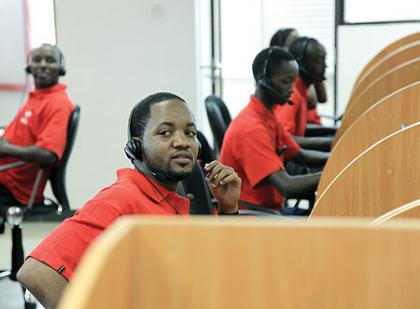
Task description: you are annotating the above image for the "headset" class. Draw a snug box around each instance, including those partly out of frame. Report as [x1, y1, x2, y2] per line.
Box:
[294, 38, 325, 83]
[258, 46, 293, 105]
[25, 45, 66, 76]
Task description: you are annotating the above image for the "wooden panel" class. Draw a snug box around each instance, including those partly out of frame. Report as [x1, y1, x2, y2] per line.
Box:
[312, 122, 420, 217]
[59, 217, 420, 309]
[318, 82, 420, 196]
[350, 42, 420, 103]
[334, 58, 420, 145]
[352, 32, 420, 94]
[371, 199, 420, 225]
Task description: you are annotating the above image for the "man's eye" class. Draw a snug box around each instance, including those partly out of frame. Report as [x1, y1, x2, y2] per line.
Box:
[158, 130, 171, 136]
[46, 58, 57, 63]
[186, 131, 197, 136]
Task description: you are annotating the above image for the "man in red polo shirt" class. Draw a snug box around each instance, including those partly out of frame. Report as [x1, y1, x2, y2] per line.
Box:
[17, 92, 241, 309]
[0, 44, 74, 207]
[274, 37, 334, 151]
[220, 47, 328, 212]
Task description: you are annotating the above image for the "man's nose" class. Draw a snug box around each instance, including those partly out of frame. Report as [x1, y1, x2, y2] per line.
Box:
[173, 132, 190, 148]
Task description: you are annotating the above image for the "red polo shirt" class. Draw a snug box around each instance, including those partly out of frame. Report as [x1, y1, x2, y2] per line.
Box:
[0, 84, 74, 204]
[307, 107, 322, 125]
[220, 96, 300, 210]
[28, 168, 190, 281]
[274, 77, 308, 136]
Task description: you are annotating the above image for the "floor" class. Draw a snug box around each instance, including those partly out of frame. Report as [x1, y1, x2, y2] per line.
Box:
[0, 222, 59, 309]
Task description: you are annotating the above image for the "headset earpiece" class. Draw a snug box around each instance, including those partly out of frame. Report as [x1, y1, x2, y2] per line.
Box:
[25, 66, 32, 74]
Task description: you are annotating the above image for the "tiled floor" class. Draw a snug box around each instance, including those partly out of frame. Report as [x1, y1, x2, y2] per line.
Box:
[0, 222, 59, 309]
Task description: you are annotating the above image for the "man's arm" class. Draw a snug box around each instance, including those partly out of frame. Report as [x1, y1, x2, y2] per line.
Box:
[17, 257, 68, 309]
[304, 124, 337, 137]
[267, 169, 321, 199]
[298, 148, 329, 167]
[0, 138, 57, 165]
[292, 135, 332, 152]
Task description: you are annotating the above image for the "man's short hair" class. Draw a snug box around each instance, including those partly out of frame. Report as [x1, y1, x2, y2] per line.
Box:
[288, 37, 321, 65]
[252, 47, 295, 82]
[269, 28, 296, 47]
[130, 92, 186, 140]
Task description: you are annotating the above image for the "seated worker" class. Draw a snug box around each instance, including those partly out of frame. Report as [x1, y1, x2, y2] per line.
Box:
[274, 37, 334, 151]
[17, 92, 241, 309]
[220, 47, 328, 212]
[270, 30, 331, 129]
[0, 44, 74, 207]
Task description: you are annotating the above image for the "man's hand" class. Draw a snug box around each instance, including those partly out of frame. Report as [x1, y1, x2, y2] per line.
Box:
[204, 160, 241, 214]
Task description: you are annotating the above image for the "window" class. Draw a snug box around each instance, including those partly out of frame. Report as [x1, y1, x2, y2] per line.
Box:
[221, 0, 335, 119]
[27, 0, 56, 47]
[344, 0, 420, 24]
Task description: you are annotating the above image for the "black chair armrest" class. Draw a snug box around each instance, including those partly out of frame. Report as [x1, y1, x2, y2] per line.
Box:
[0, 161, 26, 172]
[238, 200, 282, 215]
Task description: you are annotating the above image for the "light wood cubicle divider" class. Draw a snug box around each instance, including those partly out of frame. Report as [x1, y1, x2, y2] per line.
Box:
[335, 58, 420, 144]
[312, 122, 420, 218]
[351, 32, 420, 95]
[318, 81, 420, 196]
[350, 42, 420, 103]
[59, 217, 420, 309]
[370, 199, 420, 226]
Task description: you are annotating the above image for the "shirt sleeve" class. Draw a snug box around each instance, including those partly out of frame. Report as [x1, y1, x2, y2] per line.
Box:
[35, 103, 73, 160]
[28, 201, 121, 281]
[283, 131, 301, 160]
[239, 127, 285, 188]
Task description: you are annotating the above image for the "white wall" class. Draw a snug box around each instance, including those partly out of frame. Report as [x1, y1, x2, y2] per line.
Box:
[0, 0, 27, 125]
[336, 23, 420, 115]
[55, 0, 198, 209]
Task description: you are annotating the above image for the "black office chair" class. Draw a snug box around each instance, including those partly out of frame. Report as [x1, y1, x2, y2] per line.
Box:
[205, 95, 232, 153]
[196, 131, 216, 168]
[0, 105, 80, 309]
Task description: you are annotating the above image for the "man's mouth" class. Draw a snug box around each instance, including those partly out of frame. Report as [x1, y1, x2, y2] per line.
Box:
[171, 152, 193, 165]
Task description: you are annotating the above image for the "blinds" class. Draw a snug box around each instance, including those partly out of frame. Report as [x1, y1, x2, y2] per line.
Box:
[262, 0, 335, 73]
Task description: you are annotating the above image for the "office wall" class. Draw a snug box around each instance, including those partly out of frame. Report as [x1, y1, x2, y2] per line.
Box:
[0, 0, 27, 126]
[336, 22, 420, 115]
[55, 0, 198, 208]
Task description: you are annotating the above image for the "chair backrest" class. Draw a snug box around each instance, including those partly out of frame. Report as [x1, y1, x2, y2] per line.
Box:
[49, 105, 81, 211]
[205, 95, 232, 151]
[182, 163, 214, 215]
[196, 131, 215, 166]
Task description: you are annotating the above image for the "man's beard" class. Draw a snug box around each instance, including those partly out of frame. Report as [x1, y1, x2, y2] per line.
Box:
[143, 153, 193, 182]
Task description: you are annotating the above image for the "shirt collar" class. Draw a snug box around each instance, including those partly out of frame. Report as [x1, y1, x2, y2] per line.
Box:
[249, 95, 278, 129]
[30, 83, 67, 97]
[116, 168, 179, 204]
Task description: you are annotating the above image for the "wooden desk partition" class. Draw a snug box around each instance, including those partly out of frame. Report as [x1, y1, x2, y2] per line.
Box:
[350, 42, 420, 103]
[59, 217, 420, 309]
[312, 122, 420, 218]
[335, 58, 420, 144]
[352, 32, 420, 94]
[371, 199, 420, 225]
[318, 82, 420, 196]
